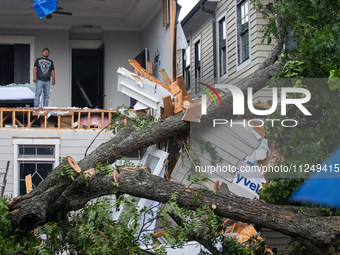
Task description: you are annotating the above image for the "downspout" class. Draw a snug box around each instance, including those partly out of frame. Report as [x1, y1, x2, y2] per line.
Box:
[201, 0, 217, 84]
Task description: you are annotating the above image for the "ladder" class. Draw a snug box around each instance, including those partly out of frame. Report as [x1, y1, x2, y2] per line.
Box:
[0, 161, 9, 197]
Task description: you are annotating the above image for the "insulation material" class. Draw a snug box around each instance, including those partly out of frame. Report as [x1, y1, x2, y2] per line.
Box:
[79, 114, 110, 128]
[177, 21, 188, 50]
[117, 67, 144, 88]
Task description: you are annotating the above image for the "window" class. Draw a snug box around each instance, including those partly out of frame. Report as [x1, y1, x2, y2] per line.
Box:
[194, 36, 202, 94]
[18, 146, 54, 195]
[12, 138, 60, 197]
[236, 0, 251, 69]
[217, 10, 228, 80]
[182, 40, 191, 92]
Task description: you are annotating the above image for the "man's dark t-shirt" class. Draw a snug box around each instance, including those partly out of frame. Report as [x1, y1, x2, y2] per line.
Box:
[34, 58, 54, 81]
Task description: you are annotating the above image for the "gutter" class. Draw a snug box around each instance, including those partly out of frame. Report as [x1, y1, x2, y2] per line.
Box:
[181, 1, 202, 27]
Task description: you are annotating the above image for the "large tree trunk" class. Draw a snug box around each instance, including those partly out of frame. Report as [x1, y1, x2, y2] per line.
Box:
[7, 60, 283, 229]
[9, 167, 340, 255]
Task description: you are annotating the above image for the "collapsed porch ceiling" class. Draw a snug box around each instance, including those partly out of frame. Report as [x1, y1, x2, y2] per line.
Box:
[0, 0, 162, 31]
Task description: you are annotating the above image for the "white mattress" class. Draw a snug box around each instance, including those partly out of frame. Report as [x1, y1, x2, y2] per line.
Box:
[0, 87, 35, 100]
[0, 87, 52, 101]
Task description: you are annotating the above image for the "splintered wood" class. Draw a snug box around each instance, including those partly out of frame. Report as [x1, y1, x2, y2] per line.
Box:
[174, 91, 183, 114]
[162, 95, 173, 119]
[129, 59, 171, 91]
[25, 175, 33, 194]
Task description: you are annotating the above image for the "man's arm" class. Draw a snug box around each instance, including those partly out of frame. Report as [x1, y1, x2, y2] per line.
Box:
[33, 66, 37, 83]
[51, 70, 55, 85]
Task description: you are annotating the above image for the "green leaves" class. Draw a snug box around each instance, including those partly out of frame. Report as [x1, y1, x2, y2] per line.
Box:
[110, 104, 155, 134]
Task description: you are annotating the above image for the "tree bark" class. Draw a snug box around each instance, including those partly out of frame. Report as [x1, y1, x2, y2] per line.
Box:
[9, 167, 340, 255]
[7, 58, 283, 228]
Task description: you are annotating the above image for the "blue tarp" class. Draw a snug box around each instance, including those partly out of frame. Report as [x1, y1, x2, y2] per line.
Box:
[33, 0, 58, 19]
[290, 146, 340, 208]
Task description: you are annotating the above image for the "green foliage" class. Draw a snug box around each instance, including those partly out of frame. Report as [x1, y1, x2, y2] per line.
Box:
[110, 105, 155, 134]
[56, 157, 77, 181]
[40, 197, 145, 255]
[259, 179, 304, 204]
[178, 136, 223, 184]
[221, 237, 272, 255]
[251, 0, 340, 206]
[328, 70, 340, 91]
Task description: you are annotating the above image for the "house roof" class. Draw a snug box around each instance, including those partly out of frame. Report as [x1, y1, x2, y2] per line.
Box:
[180, 0, 218, 38]
[0, 0, 161, 32]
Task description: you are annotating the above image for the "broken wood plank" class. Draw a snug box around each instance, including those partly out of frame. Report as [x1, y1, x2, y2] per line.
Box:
[231, 222, 237, 233]
[219, 182, 231, 195]
[147, 61, 153, 75]
[171, 81, 181, 96]
[164, 170, 171, 180]
[214, 181, 220, 192]
[159, 69, 172, 87]
[129, 59, 171, 91]
[162, 0, 169, 27]
[184, 95, 192, 101]
[177, 75, 188, 97]
[253, 103, 272, 110]
[154, 230, 166, 238]
[162, 95, 174, 119]
[174, 91, 183, 114]
[25, 174, 33, 194]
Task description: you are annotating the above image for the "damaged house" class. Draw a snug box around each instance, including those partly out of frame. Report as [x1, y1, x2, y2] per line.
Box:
[1, 0, 291, 254]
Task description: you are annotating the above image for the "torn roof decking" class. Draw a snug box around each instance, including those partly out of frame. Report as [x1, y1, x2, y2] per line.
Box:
[117, 67, 172, 114]
[171, 123, 266, 199]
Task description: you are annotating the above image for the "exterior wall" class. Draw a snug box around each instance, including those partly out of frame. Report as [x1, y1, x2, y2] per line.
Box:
[177, 0, 274, 101]
[0, 6, 169, 110]
[0, 28, 71, 107]
[142, 9, 171, 82]
[0, 128, 114, 197]
[103, 30, 143, 109]
[261, 228, 291, 254]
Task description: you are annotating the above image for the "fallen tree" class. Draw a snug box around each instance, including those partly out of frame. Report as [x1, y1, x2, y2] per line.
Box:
[8, 166, 340, 255]
[7, 59, 283, 230]
[7, 0, 340, 253]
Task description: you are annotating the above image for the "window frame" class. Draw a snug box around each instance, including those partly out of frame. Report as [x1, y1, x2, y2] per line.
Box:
[182, 39, 191, 93]
[193, 34, 202, 96]
[216, 10, 228, 81]
[236, 0, 251, 72]
[12, 138, 60, 197]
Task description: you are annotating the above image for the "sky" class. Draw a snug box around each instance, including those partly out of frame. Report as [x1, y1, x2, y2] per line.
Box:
[178, 0, 200, 21]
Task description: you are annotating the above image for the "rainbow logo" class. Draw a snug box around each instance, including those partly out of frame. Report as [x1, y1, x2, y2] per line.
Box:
[198, 82, 222, 115]
[198, 82, 223, 106]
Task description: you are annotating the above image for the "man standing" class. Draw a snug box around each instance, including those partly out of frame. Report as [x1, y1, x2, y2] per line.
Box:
[33, 48, 55, 107]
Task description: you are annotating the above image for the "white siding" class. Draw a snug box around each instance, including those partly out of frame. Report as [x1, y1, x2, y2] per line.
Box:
[177, 0, 274, 99]
[0, 128, 114, 197]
